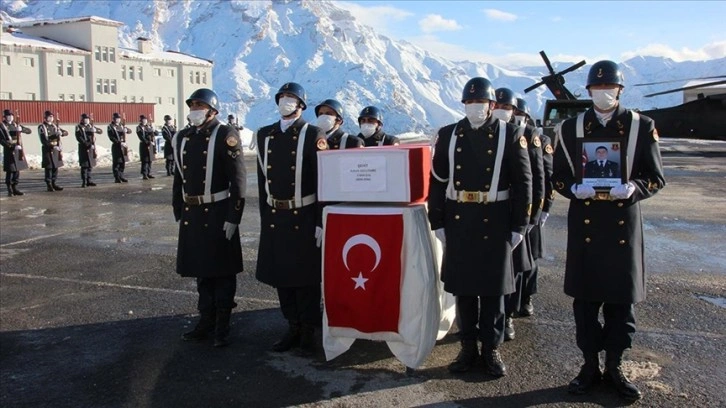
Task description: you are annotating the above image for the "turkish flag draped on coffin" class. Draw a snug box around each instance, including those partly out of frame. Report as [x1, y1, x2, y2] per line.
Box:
[324, 212, 404, 333]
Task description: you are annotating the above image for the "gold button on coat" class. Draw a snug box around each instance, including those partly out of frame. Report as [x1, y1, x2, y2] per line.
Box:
[584, 219, 590, 224]
[585, 237, 591, 243]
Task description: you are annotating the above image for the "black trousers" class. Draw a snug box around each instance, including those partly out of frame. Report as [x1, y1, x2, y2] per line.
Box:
[277, 285, 321, 326]
[573, 298, 636, 354]
[165, 159, 174, 175]
[522, 262, 539, 299]
[141, 161, 151, 176]
[456, 295, 505, 348]
[112, 160, 126, 179]
[80, 166, 92, 182]
[505, 271, 524, 317]
[5, 171, 19, 185]
[196, 276, 237, 313]
[44, 167, 58, 183]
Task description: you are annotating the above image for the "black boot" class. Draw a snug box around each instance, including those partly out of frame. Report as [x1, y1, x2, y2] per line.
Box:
[481, 346, 506, 377]
[6, 184, 14, 197]
[87, 181, 97, 187]
[47, 182, 55, 192]
[213, 308, 233, 348]
[272, 321, 301, 352]
[568, 352, 602, 394]
[11, 184, 24, 196]
[182, 310, 216, 342]
[448, 339, 479, 373]
[147, 173, 155, 179]
[504, 317, 515, 341]
[604, 351, 642, 401]
[297, 324, 315, 356]
[520, 296, 534, 317]
[120, 177, 128, 183]
[115, 177, 122, 183]
[52, 183, 63, 191]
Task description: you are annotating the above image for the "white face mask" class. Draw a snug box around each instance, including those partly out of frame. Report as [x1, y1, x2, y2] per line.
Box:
[514, 115, 527, 126]
[188, 109, 208, 127]
[591, 88, 619, 111]
[491, 109, 513, 122]
[46, 117, 54, 123]
[316, 115, 337, 133]
[114, 118, 121, 125]
[277, 96, 299, 117]
[465, 103, 489, 128]
[6, 115, 14, 123]
[83, 119, 90, 125]
[166, 120, 173, 126]
[360, 123, 377, 138]
[141, 119, 148, 125]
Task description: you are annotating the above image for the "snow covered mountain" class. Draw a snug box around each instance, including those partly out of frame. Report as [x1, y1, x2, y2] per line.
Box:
[2, 0, 724, 136]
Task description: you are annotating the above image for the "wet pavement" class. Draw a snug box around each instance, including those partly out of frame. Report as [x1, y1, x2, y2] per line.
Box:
[1, 138, 725, 407]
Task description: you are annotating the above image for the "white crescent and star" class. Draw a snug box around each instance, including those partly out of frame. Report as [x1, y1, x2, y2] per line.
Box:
[342, 234, 381, 290]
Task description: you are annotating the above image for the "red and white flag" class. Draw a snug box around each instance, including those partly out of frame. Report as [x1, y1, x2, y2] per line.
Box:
[324, 212, 404, 333]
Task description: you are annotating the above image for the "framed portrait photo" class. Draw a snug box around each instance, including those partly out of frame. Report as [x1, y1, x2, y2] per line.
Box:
[576, 139, 626, 192]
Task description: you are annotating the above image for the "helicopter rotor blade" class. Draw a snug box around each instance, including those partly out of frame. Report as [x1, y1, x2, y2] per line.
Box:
[644, 79, 726, 97]
[524, 81, 546, 94]
[634, 75, 726, 87]
[539, 51, 555, 75]
[557, 60, 587, 76]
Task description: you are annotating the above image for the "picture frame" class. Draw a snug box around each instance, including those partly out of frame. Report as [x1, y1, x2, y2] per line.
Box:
[576, 138, 626, 194]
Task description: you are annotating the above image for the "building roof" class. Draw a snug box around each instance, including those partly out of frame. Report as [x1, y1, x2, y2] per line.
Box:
[9, 16, 124, 28]
[119, 48, 213, 67]
[0, 29, 90, 54]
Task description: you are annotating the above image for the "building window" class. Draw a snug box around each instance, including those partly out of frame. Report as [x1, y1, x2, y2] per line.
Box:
[168, 97, 175, 105]
[196, 72, 202, 84]
[57, 60, 63, 76]
[68, 94, 75, 101]
[189, 71, 194, 83]
[139, 96, 144, 102]
[103, 79, 110, 94]
[78, 94, 85, 101]
[95, 46, 101, 61]
[78, 61, 84, 77]
[110, 80, 117, 94]
[109, 47, 115, 62]
[131, 96, 136, 103]
[102, 47, 108, 62]
[167, 68, 174, 77]
[154, 68, 161, 77]
[202, 72, 207, 84]
[155, 96, 162, 104]
[23, 57, 34, 67]
[121, 65, 126, 80]
[96, 79, 102, 93]
[129, 66, 135, 80]
[0, 91, 11, 99]
[67, 60, 73, 76]
[25, 92, 36, 101]
[138, 66, 143, 81]
[1, 55, 9, 65]
[58, 94, 64, 101]
[122, 96, 128, 102]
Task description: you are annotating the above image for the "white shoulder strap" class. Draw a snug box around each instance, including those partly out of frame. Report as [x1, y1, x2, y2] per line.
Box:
[626, 111, 640, 179]
[340, 132, 348, 150]
[487, 120, 508, 202]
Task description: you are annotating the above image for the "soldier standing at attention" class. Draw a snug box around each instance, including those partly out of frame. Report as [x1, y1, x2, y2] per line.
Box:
[552, 60, 665, 401]
[227, 114, 244, 131]
[255, 82, 328, 356]
[315, 98, 363, 149]
[173, 88, 246, 348]
[428, 77, 532, 377]
[0, 109, 31, 196]
[76, 113, 101, 188]
[355, 106, 400, 147]
[38, 110, 68, 192]
[515, 97, 554, 317]
[162, 115, 176, 176]
[137, 115, 156, 179]
[108, 113, 131, 183]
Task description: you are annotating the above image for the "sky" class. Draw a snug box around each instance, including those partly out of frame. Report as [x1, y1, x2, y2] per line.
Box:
[335, 1, 726, 68]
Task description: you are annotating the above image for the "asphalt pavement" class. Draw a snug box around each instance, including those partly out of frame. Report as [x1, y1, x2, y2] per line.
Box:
[1, 138, 725, 408]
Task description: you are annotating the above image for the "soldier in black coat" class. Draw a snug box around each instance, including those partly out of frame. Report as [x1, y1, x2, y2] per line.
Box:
[75, 113, 102, 187]
[38, 110, 68, 192]
[162, 115, 176, 176]
[108, 112, 132, 183]
[355, 106, 400, 147]
[226, 114, 244, 131]
[255, 82, 328, 356]
[315, 98, 363, 149]
[516, 98, 554, 318]
[173, 88, 246, 348]
[553, 61, 665, 401]
[137, 115, 155, 179]
[428, 77, 532, 377]
[0, 109, 31, 196]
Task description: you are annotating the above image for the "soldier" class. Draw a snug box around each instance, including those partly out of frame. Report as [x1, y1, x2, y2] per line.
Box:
[173, 88, 246, 348]
[162, 115, 176, 176]
[516, 97, 554, 317]
[137, 115, 156, 179]
[552, 60, 665, 401]
[108, 112, 132, 183]
[428, 77, 532, 377]
[38, 110, 68, 192]
[255, 82, 328, 356]
[315, 98, 363, 149]
[227, 114, 244, 131]
[355, 106, 400, 147]
[75, 113, 102, 187]
[0, 109, 31, 196]
[491, 88, 544, 342]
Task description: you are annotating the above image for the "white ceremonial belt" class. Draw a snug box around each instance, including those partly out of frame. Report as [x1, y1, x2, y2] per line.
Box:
[184, 189, 230, 205]
[268, 194, 316, 210]
[447, 189, 510, 203]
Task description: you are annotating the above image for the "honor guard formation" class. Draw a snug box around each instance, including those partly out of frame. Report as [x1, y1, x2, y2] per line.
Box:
[0, 60, 665, 402]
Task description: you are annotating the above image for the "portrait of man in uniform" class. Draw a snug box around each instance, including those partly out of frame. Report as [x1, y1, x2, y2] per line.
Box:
[580, 141, 625, 190]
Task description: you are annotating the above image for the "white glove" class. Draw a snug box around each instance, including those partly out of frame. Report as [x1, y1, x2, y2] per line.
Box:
[571, 184, 596, 200]
[16, 125, 23, 131]
[434, 228, 446, 246]
[91, 145, 96, 150]
[121, 142, 127, 148]
[223, 221, 237, 240]
[510, 232, 524, 250]
[14, 145, 22, 151]
[53, 146, 61, 151]
[540, 212, 550, 226]
[315, 226, 323, 248]
[609, 182, 636, 200]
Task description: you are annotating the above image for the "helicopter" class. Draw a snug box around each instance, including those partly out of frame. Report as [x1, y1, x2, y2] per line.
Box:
[524, 50, 726, 141]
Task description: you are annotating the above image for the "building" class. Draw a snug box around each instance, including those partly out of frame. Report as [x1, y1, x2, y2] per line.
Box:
[0, 15, 213, 126]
